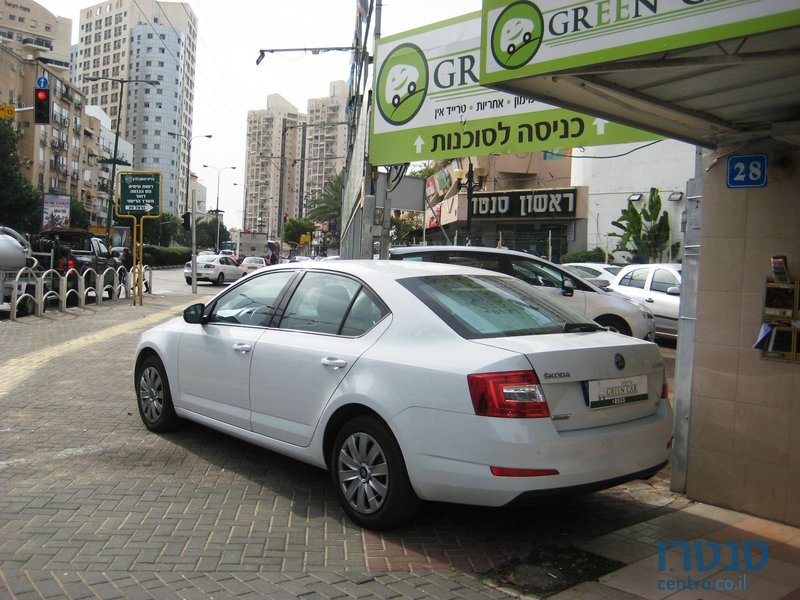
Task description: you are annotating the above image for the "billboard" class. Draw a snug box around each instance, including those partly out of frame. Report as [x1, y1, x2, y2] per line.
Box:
[42, 194, 70, 229]
[369, 12, 658, 165]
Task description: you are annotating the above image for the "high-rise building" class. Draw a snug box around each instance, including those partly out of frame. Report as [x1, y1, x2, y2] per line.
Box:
[304, 80, 349, 217]
[243, 94, 307, 238]
[74, 0, 197, 217]
[242, 84, 350, 240]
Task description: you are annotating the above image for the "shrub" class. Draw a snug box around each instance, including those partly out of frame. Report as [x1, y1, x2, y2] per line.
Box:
[140, 245, 191, 267]
[560, 248, 609, 264]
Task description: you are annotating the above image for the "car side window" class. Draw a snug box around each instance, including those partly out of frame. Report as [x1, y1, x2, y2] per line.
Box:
[650, 269, 679, 293]
[209, 271, 294, 326]
[619, 268, 648, 289]
[508, 258, 562, 287]
[341, 289, 387, 336]
[279, 272, 361, 335]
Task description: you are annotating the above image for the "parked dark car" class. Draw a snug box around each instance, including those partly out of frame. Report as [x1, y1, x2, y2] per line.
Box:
[30, 228, 118, 296]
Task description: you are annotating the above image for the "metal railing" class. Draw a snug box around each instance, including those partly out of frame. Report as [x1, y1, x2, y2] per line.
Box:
[4, 262, 153, 321]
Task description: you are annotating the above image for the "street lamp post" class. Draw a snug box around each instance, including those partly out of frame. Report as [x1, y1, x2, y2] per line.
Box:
[203, 164, 236, 253]
[453, 160, 488, 244]
[84, 76, 159, 240]
[169, 132, 212, 294]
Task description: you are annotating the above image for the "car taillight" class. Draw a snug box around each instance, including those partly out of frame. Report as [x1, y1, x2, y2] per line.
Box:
[468, 370, 549, 418]
[56, 257, 77, 271]
[661, 366, 669, 400]
[204, 264, 215, 269]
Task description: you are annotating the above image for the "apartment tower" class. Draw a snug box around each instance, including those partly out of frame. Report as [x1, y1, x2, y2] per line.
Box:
[243, 94, 307, 238]
[74, 0, 197, 216]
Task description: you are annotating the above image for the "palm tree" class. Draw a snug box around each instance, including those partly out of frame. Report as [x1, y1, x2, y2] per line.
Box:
[306, 171, 343, 231]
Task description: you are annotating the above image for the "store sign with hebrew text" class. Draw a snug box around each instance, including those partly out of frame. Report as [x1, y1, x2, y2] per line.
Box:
[369, 12, 657, 165]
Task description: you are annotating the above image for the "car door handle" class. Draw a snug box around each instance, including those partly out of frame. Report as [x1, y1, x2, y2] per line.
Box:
[645, 298, 654, 303]
[232, 343, 252, 353]
[321, 357, 347, 369]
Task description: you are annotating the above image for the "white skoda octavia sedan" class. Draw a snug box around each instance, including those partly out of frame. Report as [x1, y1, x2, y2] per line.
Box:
[135, 261, 673, 530]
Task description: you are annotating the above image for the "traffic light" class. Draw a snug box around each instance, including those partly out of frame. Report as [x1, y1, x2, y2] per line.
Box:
[182, 212, 191, 230]
[283, 212, 288, 223]
[33, 88, 50, 124]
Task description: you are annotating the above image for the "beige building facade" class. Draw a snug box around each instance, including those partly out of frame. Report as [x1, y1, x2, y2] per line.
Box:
[243, 94, 307, 238]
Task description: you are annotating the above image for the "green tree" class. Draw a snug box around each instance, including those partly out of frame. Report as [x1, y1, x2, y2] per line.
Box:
[0, 119, 42, 234]
[306, 171, 343, 231]
[609, 187, 671, 263]
[69, 198, 91, 230]
[193, 218, 229, 250]
[407, 161, 441, 179]
[283, 218, 316, 244]
[142, 213, 180, 246]
[390, 211, 424, 243]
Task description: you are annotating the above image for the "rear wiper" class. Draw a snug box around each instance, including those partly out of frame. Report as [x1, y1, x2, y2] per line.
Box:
[562, 322, 604, 333]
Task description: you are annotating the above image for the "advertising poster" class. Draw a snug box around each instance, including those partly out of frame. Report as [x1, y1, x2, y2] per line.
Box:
[42, 194, 71, 229]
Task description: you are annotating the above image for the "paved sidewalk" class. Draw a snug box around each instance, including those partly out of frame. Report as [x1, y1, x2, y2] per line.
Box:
[1, 285, 797, 599]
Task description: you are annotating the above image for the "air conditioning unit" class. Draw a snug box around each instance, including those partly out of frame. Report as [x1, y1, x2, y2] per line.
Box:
[62, 117, 69, 127]
[51, 140, 59, 149]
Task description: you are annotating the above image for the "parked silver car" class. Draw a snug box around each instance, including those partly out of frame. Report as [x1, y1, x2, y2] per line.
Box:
[390, 246, 656, 340]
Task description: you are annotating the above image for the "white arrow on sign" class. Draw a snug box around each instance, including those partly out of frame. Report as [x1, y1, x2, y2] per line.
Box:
[125, 203, 154, 212]
[593, 118, 609, 135]
[414, 135, 425, 154]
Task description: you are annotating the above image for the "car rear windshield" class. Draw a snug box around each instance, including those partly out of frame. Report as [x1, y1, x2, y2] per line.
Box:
[399, 274, 596, 339]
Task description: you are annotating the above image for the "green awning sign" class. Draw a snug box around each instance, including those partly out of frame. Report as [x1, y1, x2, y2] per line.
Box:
[117, 171, 162, 218]
[369, 12, 658, 165]
[480, 0, 800, 85]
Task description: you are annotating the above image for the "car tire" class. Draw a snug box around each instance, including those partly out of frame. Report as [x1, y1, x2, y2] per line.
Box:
[15, 295, 34, 318]
[595, 315, 632, 337]
[215, 273, 224, 286]
[331, 415, 421, 530]
[185, 278, 192, 285]
[136, 355, 180, 433]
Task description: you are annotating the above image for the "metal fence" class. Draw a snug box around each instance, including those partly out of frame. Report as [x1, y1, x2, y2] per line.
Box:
[3, 263, 152, 321]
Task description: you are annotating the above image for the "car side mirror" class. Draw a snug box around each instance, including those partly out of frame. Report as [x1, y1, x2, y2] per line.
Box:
[562, 279, 575, 297]
[183, 303, 206, 324]
[667, 285, 681, 296]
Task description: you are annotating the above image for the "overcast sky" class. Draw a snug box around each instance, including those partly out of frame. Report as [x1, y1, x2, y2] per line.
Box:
[35, 0, 481, 228]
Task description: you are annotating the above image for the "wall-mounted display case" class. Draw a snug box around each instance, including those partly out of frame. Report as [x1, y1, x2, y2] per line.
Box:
[761, 279, 800, 361]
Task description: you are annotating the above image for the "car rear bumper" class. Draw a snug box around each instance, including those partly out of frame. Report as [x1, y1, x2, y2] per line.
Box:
[390, 400, 673, 506]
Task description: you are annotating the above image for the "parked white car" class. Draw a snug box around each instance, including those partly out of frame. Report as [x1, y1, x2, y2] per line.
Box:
[609, 263, 682, 338]
[184, 254, 246, 286]
[135, 261, 672, 529]
[390, 246, 656, 341]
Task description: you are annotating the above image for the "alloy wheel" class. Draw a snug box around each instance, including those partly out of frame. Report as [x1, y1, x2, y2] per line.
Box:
[337, 432, 389, 515]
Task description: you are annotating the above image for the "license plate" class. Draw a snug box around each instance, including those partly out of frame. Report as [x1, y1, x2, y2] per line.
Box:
[588, 375, 648, 409]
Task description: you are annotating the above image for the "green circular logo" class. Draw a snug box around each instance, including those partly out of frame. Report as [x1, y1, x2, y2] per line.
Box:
[491, 1, 544, 70]
[376, 43, 428, 126]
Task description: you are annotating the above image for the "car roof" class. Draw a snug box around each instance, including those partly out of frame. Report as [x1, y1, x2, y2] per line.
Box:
[617, 263, 682, 272]
[274, 258, 512, 282]
[388, 245, 602, 289]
